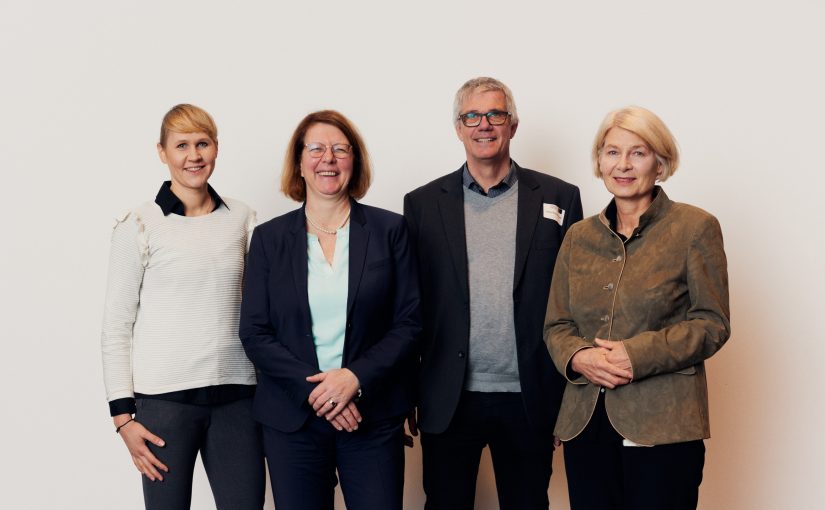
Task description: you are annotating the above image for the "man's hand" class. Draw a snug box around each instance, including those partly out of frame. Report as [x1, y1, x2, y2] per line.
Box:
[404, 408, 419, 448]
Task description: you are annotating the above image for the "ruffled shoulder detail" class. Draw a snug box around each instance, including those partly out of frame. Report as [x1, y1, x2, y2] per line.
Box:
[135, 213, 149, 268]
[113, 209, 131, 229]
[112, 210, 150, 268]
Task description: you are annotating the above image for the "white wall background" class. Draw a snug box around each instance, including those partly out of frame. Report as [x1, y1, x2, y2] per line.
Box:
[1, 1, 823, 508]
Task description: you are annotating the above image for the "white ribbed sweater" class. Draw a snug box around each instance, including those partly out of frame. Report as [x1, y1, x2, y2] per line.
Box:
[101, 198, 257, 402]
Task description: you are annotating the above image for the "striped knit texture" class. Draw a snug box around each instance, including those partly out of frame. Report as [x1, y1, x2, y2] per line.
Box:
[101, 198, 257, 402]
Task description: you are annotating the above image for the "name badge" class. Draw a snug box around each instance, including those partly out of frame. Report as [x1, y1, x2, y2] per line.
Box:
[543, 203, 565, 226]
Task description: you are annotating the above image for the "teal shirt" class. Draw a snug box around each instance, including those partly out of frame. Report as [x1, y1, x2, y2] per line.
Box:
[306, 225, 349, 372]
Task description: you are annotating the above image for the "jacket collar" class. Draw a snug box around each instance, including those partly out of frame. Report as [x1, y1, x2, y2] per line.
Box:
[599, 186, 673, 237]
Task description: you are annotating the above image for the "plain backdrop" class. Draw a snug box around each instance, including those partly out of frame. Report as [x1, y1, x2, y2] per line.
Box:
[1, 1, 823, 508]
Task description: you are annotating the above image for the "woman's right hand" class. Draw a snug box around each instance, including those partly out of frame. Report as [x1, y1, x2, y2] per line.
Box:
[114, 414, 168, 481]
[571, 347, 633, 389]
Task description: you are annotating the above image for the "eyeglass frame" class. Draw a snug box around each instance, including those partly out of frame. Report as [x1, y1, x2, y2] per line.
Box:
[457, 110, 512, 127]
[303, 142, 354, 159]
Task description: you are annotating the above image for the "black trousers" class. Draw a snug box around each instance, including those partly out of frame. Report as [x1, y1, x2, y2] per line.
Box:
[262, 414, 406, 510]
[137, 397, 265, 510]
[421, 391, 554, 510]
[563, 392, 705, 510]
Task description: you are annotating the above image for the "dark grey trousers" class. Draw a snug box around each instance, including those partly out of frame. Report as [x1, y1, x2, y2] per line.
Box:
[137, 397, 265, 510]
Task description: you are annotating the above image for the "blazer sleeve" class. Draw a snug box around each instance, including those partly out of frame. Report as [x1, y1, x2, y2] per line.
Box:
[622, 215, 731, 380]
[346, 218, 421, 394]
[544, 228, 591, 383]
[239, 227, 318, 408]
[402, 192, 419, 243]
[563, 186, 584, 232]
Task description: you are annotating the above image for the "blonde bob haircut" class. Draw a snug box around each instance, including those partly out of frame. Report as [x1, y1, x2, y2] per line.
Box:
[159, 104, 218, 147]
[453, 77, 519, 125]
[281, 110, 372, 202]
[592, 106, 680, 181]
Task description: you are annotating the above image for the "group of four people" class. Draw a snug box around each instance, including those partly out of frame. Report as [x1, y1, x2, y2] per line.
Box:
[101, 77, 730, 510]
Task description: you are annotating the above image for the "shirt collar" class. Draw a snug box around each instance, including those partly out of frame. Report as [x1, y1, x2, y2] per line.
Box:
[462, 161, 518, 196]
[155, 181, 226, 216]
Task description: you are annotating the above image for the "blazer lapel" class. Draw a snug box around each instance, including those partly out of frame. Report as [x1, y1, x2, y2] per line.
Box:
[513, 165, 542, 289]
[347, 201, 369, 318]
[289, 208, 312, 329]
[438, 169, 470, 301]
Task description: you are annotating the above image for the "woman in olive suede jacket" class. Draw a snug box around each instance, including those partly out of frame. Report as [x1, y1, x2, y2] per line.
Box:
[544, 106, 730, 510]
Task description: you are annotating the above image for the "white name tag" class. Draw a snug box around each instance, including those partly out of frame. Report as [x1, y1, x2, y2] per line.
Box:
[543, 203, 565, 226]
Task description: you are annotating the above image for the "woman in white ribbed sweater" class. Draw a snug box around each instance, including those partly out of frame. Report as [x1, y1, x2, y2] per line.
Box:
[101, 104, 264, 509]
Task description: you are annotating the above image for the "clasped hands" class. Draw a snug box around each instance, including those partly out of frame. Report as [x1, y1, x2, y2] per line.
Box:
[307, 368, 362, 432]
[571, 338, 634, 389]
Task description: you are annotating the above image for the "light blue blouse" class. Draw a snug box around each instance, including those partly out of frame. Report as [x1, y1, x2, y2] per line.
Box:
[306, 225, 349, 372]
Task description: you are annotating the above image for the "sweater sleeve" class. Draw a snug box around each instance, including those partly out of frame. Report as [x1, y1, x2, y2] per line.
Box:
[101, 212, 147, 409]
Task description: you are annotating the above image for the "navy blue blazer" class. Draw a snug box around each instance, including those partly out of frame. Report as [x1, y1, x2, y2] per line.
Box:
[404, 163, 583, 434]
[240, 201, 421, 432]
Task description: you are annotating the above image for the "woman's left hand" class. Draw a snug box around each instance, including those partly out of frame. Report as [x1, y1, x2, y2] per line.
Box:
[327, 402, 363, 432]
[307, 368, 360, 419]
[594, 338, 634, 381]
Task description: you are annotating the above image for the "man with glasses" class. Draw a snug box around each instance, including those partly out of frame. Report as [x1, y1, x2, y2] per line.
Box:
[403, 77, 583, 509]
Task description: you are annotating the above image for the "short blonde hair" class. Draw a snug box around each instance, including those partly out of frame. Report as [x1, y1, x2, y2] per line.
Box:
[453, 77, 519, 125]
[592, 106, 679, 181]
[159, 104, 218, 147]
[281, 110, 372, 202]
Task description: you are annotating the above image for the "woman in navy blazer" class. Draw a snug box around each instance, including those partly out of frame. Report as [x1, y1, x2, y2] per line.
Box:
[239, 110, 420, 510]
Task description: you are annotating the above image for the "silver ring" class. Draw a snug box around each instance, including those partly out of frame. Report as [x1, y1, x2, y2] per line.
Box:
[328, 399, 337, 409]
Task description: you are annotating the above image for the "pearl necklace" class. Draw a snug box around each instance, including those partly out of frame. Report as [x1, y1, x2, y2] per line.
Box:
[305, 208, 351, 235]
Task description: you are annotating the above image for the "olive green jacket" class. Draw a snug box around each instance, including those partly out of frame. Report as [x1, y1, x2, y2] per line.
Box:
[544, 188, 730, 445]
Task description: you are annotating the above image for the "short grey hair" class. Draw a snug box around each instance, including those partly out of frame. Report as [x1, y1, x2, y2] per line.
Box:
[452, 77, 519, 126]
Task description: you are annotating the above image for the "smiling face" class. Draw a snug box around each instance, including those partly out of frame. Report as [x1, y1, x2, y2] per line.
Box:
[598, 127, 662, 207]
[455, 89, 518, 168]
[300, 123, 354, 202]
[157, 131, 217, 193]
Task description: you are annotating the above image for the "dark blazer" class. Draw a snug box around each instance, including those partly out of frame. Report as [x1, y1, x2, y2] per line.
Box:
[403, 162, 583, 434]
[239, 201, 421, 432]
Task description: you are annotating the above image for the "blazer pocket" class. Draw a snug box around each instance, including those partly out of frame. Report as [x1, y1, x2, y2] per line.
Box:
[367, 257, 391, 270]
[675, 366, 697, 375]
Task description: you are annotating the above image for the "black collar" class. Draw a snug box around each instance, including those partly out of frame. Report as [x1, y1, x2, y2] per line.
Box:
[155, 181, 226, 216]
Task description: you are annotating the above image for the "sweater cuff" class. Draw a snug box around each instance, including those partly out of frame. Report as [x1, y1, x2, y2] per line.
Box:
[109, 397, 136, 417]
